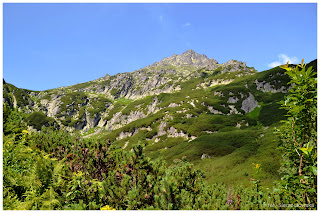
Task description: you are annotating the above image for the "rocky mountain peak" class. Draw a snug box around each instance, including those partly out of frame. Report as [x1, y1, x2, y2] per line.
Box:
[181, 49, 196, 56]
[148, 49, 218, 69]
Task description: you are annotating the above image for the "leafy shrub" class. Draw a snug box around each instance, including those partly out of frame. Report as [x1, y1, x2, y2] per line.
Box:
[276, 61, 317, 207]
[258, 102, 286, 126]
[87, 97, 112, 118]
[26, 111, 56, 130]
[56, 92, 88, 117]
[110, 88, 119, 97]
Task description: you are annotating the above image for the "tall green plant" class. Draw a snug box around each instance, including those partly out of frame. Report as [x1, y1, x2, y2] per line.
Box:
[277, 60, 317, 208]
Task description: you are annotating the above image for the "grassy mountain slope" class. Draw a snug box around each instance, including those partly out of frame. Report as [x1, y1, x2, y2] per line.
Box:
[3, 50, 317, 187]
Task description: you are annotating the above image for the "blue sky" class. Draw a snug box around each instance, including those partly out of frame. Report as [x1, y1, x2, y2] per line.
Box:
[3, 3, 317, 91]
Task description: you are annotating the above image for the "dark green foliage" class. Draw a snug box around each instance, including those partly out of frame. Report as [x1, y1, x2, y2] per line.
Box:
[61, 115, 72, 126]
[68, 81, 96, 91]
[255, 92, 286, 104]
[104, 102, 123, 120]
[169, 114, 256, 137]
[246, 106, 261, 120]
[121, 95, 154, 115]
[144, 128, 158, 139]
[258, 102, 286, 126]
[203, 98, 230, 114]
[110, 88, 120, 97]
[87, 96, 112, 118]
[145, 137, 185, 153]
[68, 118, 84, 127]
[56, 92, 88, 117]
[42, 93, 52, 100]
[157, 92, 185, 108]
[116, 97, 133, 105]
[157, 130, 261, 163]
[3, 120, 67, 210]
[2, 112, 316, 210]
[26, 111, 56, 130]
[3, 82, 37, 108]
[102, 111, 164, 142]
[3, 82, 13, 107]
[256, 66, 290, 90]
[3, 103, 28, 135]
[276, 61, 317, 207]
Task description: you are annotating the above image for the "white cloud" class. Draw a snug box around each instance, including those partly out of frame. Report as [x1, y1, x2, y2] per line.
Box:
[268, 54, 300, 68]
[183, 22, 191, 27]
[278, 54, 299, 64]
[268, 61, 282, 68]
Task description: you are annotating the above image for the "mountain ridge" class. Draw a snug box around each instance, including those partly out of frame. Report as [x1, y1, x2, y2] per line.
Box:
[9, 50, 253, 113]
[38, 49, 253, 92]
[3, 51, 316, 134]
[147, 49, 218, 69]
[3, 51, 317, 186]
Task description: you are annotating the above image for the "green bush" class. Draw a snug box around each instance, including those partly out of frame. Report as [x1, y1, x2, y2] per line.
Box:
[26, 111, 56, 130]
[258, 102, 286, 126]
[276, 61, 317, 207]
[87, 97, 111, 118]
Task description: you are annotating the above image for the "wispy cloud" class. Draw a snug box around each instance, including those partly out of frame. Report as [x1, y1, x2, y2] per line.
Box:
[268, 54, 299, 68]
[182, 22, 192, 27]
[268, 61, 282, 68]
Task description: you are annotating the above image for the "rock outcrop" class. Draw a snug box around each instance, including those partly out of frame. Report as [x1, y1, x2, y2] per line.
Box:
[148, 49, 218, 69]
[241, 93, 258, 113]
[254, 79, 288, 93]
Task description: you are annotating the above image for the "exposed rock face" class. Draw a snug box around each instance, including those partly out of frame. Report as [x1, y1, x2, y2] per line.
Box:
[12, 95, 18, 108]
[40, 95, 62, 117]
[208, 106, 223, 114]
[104, 97, 161, 132]
[214, 91, 224, 97]
[254, 79, 288, 93]
[68, 68, 182, 101]
[188, 100, 196, 107]
[149, 49, 218, 69]
[227, 96, 239, 104]
[122, 141, 129, 149]
[241, 93, 258, 113]
[167, 126, 189, 139]
[168, 103, 180, 108]
[197, 79, 235, 89]
[86, 112, 101, 129]
[201, 153, 212, 159]
[158, 121, 167, 136]
[147, 97, 160, 113]
[105, 110, 144, 131]
[117, 129, 139, 140]
[223, 60, 248, 73]
[186, 114, 192, 119]
[228, 105, 241, 115]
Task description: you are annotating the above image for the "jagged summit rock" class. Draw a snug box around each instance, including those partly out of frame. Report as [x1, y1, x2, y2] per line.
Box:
[148, 49, 218, 69]
[222, 59, 249, 73]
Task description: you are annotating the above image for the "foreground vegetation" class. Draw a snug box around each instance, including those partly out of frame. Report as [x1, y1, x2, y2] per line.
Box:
[3, 61, 317, 210]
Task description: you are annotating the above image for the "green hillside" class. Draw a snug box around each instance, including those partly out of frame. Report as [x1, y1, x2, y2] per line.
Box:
[3, 52, 317, 210]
